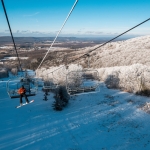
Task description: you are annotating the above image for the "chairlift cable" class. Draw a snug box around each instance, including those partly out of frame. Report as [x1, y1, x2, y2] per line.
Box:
[70, 18, 150, 64]
[1, 0, 23, 73]
[36, 0, 78, 70]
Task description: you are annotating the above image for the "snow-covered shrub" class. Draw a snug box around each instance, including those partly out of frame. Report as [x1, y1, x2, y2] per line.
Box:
[97, 64, 150, 94]
[105, 71, 120, 89]
[36, 64, 83, 85]
[0, 68, 8, 78]
[67, 72, 83, 89]
[11, 68, 18, 76]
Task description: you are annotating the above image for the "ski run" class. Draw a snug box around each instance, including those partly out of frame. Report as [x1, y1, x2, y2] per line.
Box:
[1, 77, 150, 150]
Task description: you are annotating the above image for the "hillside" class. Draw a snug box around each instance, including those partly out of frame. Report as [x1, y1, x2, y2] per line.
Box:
[39, 35, 150, 69]
[89, 35, 150, 68]
[2, 35, 147, 70]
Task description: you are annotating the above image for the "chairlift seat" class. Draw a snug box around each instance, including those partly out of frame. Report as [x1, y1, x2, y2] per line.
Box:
[8, 89, 36, 99]
[6, 78, 38, 99]
[43, 85, 58, 90]
[43, 76, 58, 90]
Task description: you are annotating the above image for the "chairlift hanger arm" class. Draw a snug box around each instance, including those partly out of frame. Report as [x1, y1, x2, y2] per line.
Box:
[1, 0, 22, 72]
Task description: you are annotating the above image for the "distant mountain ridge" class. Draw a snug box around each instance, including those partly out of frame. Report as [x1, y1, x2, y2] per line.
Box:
[0, 36, 131, 45]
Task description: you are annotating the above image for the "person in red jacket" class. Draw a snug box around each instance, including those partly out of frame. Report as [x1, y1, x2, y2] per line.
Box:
[18, 85, 29, 105]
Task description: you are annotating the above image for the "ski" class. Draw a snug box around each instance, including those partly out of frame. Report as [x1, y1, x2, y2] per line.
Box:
[16, 100, 34, 108]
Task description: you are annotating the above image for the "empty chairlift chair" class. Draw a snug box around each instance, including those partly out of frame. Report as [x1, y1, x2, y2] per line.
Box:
[42, 73, 58, 90]
[66, 69, 100, 95]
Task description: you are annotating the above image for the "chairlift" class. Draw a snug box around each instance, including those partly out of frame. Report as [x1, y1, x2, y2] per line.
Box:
[42, 65, 69, 90]
[24, 69, 36, 78]
[6, 77, 38, 99]
[42, 72, 58, 90]
[66, 53, 100, 95]
[66, 69, 100, 95]
[35, 77, 44, 87]
[1, 0, 39, 99]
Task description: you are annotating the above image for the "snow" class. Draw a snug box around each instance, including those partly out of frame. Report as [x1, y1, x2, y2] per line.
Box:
[0, 57, 28, 61]
[0, 46, 13, 49]
[1, 76, 150, 149]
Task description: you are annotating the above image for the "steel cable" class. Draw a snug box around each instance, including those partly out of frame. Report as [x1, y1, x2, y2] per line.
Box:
[36, 0, 78, 70]
[1, 0, 23, 72]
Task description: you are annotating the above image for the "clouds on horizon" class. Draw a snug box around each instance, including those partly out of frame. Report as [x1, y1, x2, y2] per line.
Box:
[1, 27, 150, 37]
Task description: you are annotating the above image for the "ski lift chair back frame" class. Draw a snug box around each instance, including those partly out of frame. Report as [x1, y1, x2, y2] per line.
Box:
[66, 69, 100, 95]
[42, 71, 59, 90]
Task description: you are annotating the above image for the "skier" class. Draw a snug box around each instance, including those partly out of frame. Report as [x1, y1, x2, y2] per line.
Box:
[18, 85, 29, 105]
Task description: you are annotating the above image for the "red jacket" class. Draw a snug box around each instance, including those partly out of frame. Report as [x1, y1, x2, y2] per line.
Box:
[18, 88, 26, 94]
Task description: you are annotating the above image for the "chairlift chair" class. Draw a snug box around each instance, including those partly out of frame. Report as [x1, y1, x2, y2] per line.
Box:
[66, 69, 100, 95]
[6, 77, 38, 99]
[24, 70, 36, 78]
[43, 79, 58, 90]
[42, 73, 58, 90]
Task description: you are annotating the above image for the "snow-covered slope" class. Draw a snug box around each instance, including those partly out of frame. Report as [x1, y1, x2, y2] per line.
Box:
[86, 35, 150, 68]
[1, 78, 150, 149]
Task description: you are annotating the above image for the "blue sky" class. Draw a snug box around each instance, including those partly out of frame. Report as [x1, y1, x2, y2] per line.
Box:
[0, 0, 150, 37]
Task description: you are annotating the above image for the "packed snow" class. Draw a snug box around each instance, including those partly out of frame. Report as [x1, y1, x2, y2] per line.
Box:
[1, 75, 150, 149]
